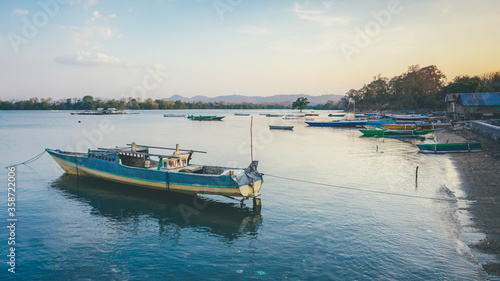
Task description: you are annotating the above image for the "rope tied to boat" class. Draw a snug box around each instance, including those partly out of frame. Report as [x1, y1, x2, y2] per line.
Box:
[5, 150, 46, 168]
[265, 174, 461, 202]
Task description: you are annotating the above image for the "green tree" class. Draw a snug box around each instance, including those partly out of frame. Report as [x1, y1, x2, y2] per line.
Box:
[292, 97, 310, 112]
[82, 95, 95, 110]
[442, 75, 487, 95]
[481, 71, 500, 92]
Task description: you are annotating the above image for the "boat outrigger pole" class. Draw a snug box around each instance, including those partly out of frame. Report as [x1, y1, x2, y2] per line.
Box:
[125, 144, 207, 154]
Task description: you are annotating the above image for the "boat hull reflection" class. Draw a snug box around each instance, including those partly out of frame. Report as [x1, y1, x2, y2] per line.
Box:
[50, 174, 262, 241]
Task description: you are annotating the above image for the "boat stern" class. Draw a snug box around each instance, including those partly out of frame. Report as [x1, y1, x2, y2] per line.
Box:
[236, 161, 264, 197]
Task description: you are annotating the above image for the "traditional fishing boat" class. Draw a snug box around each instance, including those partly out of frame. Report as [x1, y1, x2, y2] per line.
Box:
[383, 122, 452, 130]
[46, 143, 263, 197]
[359, 129, 433, 138]
[416, 142, 481, 153]
[364, 119, 397, 127]
[328, 113, 346, 117]
[305, 113, 319, 116]
[71, 108, 139, 115]
[188, 115, 225, 121]
[234, 113, 251, 116]
[269, 125, 294, 130]
[164, 114, 186, 117]
[306, 120, 366, 127]
[383, 114, 429, 121]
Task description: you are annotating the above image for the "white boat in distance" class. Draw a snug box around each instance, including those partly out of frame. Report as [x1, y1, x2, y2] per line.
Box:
[164, 114, 186, 117]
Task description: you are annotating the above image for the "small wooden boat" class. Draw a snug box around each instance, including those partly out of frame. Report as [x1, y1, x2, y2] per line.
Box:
[266, 114, 284, 117]
[364, 119, 397, 127]
[305, 113, 319, 116]
[285, 114, 305, 117]
[71, 108, 139, 115]
[383, 114, 429, 120]
[383, 122, 452, 130]
[188, 115, 225, 121]
[306, 120, 366, 127]
[187, 115, 214, 119]
[382, 123, 417, 130]
[416, 142, 481, 153]
[234, 113, 251, 116]
[46, 143, 263, 197]
[360, 129, 433, 137]
[328, 113, 346, 117]
[269, 125, 294, 130]
[164, 114, 186, 117]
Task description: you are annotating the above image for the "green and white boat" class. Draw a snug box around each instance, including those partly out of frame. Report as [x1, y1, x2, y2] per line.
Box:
[416, 142, 482, 153]
[359, 129, 433, 138]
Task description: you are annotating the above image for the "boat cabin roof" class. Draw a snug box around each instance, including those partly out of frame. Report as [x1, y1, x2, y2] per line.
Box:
[91, 144, 196, 159]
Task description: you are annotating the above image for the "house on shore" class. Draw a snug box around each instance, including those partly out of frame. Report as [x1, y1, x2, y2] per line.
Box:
[445, 92, 500, 120]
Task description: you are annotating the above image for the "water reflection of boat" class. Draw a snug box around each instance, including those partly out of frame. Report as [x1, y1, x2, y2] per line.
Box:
[50, 175, 263, 241]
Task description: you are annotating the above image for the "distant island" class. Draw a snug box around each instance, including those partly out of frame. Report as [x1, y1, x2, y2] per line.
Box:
[162, 94, 343, 105]
[1, 64, 498, 112]
[0, 94, 344, 111]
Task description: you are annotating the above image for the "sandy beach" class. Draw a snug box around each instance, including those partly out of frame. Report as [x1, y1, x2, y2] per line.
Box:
[435, 125, 500, 276]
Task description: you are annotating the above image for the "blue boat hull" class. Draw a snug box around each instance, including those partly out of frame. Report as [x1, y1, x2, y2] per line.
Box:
[46, 149, 263, 197]
[306, 121, 366, 127]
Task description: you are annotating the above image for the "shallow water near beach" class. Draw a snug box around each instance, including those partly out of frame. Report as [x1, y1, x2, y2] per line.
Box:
[0, 110, 487, 280]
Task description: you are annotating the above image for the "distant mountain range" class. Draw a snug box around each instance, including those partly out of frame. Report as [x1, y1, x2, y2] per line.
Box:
[163, 94, 343, 105]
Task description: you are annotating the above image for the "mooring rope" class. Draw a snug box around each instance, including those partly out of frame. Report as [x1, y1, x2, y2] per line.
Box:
[4, 151, 492, 204]
[5, 150, 46, 168]
[265, 174, 461, 202]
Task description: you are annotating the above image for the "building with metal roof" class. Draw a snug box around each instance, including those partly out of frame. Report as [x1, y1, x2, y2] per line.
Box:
[445, 93, 500, 119]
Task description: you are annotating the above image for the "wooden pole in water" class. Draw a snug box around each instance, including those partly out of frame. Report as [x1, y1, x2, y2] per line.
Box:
[250, 116, 254, 162]
[415, 166, 419, 188]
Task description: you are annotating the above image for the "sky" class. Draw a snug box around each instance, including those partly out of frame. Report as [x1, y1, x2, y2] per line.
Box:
[1, 0, 499, 101]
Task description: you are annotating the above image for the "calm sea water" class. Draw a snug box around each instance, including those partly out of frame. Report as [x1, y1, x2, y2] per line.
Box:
[0, 110, 487, 280]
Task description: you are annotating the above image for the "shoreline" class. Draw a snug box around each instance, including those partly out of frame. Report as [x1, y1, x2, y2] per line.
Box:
[434, 126, 500, 277]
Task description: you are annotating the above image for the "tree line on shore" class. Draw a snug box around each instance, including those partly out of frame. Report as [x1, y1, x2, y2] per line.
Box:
[334, 65, 500, 111]
[1, 64, 498, 111]
[0, 96, 290, 110]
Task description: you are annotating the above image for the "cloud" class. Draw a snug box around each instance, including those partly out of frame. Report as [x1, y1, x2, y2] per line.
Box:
[54, 52, 165, 70]
[292, 2, 351, 27]
[59, 25, 119, 49]
[70, 0, 98, 6]
[88, 10, 117, 23]
[54, 51, 121, 67]
[239, 25, 271, 35]
[13, 9, 29, 15]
